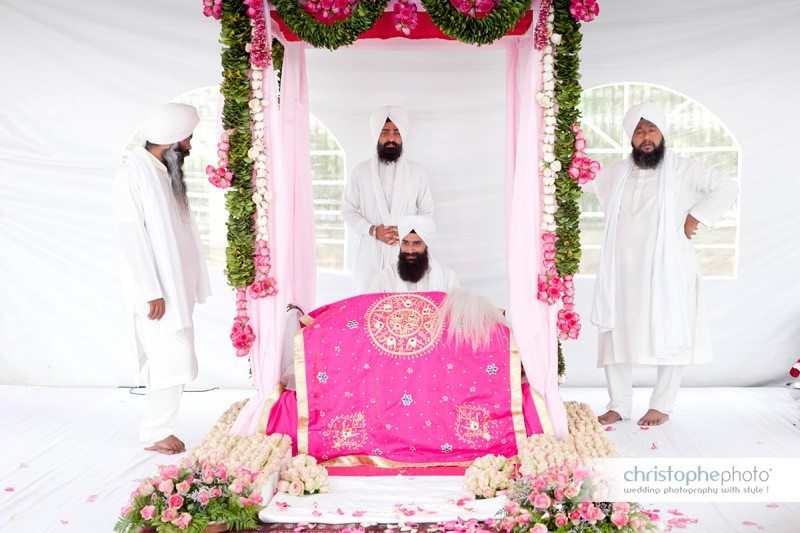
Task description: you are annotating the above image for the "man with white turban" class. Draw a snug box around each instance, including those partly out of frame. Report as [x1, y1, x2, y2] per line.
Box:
[369, 215, 458, 292]
[591, 103, 738, 426]
[113, 103, 211, 453]
[341, 106, 435, 292]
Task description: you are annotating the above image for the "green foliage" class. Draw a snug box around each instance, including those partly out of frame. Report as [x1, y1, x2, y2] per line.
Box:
[218, 1, 257, 289]
[271, 0, 388, 50]
[421, 0, 529, 45]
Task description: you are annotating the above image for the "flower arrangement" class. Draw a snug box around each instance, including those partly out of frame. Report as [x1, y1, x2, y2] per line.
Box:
[205, 129, 235, 189]
[463, 454, 516, 499]
[277, 454, 331, 495]
[201, 0, 223, 20]
[569, 0, 599, 23]
[231, 289, 255, 356]
[499, 461, 657, 532]
[114, 460, 264, 533]
[392, 0, 419, 35]
[567, 124, 601, 185]
[450, 0, 498, 19]
[556, 275, 580, 340]
[301, 0, 361, 22]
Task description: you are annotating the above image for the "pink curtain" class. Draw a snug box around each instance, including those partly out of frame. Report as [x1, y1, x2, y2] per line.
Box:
[505, 36, 568, 438]
[232, 30, 317, 434]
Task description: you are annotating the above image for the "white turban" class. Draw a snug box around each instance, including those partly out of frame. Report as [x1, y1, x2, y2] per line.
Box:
[370, 106, 410, 143]
[398, 215, 436, 249]
[141, 103, 200, 145]
[622, 102, 666, 139]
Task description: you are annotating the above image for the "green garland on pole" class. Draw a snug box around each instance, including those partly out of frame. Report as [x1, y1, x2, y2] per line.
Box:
[421, 0, 529, 45]
[220, 0, 256, 289]
[271, 0, 388, 50]
[552, 0, 584, 376]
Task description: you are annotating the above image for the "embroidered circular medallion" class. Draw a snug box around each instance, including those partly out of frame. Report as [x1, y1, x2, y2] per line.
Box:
[366, 294, 442, 357]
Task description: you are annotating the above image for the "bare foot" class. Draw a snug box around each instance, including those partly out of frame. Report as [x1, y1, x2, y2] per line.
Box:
[597, 410, 623, 425]
[144, 435, 185, 454]
[637, 409, 669, 426]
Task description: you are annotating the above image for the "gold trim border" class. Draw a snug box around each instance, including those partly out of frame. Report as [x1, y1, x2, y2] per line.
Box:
[509, 333, 527, 447]
[294, 329, 309, 453]
[321, 455, 475, 468]
[257, 382, 285, 434]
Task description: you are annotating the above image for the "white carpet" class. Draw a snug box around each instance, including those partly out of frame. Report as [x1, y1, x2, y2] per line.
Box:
[1, 386, 798, 531]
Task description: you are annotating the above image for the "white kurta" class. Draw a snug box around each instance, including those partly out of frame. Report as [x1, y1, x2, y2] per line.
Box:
[368, 260, 459, 293]
[592, 156, 738, 367]
[113, 146, 211, 389]
[341, 156, 434, 292]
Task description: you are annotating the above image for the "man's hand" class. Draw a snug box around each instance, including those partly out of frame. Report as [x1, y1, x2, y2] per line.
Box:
[376, 225, 399, 245]
[684, 214, 700, 239]
[147, 298, 165, 320]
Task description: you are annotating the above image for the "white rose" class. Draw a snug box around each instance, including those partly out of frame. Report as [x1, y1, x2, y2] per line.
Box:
[543, 152, 555, 163]
[550, 33, 562, 45]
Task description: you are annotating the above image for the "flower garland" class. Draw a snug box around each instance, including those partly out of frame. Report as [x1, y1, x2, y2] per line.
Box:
[302, 0, 361, 22]
[421, 0, 529, 45]
[392, 0, 419, 36]
[271, 0, 388, 50]
[206, 129, 235, 189]
[569, 0, 599, 23]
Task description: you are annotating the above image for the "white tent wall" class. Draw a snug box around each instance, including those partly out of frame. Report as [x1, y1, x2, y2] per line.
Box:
[0, 0, 798, 388]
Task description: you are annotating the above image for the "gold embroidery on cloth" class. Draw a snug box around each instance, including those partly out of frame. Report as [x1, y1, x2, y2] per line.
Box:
[322, 411, 368, 451]
[365, 294, 442, 358]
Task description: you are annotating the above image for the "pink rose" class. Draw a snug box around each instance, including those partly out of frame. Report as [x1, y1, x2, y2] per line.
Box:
[172, 512, 192, 530]
[502, 501, 520, 514]
[168, 494, 184, 508]
[239, 496, 251, 507]
[553, 488, 565, 501]
[288, 480, 304, 496]
[215, 465, 229, 481]
[532, 492, 551, 510]
[555, 512, 568, 527]
[198, 490, 210, 506]
[229, 480, 244, 494]
[161, 507, 178, 523]
[251, 493, 264, 506]
[140, 505, 156, 520]
[515, 510, 530, 525]
[210, 487, 223, 499]
[569, 510, 581, 524]
[482, 487, 495, 498]
[531, 524, 548, 533]
[158, 465, 180, 480]
[158, 479, 174, 495]
[176, 480, 191, 495]
[611, 511, 629, 528]
[613, 502, 631, 514]
[629, 516, 646, 531]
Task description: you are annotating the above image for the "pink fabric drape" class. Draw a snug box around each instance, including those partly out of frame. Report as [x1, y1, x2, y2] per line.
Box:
[505, 36, 568, 438]
[232, 29, 316, 434]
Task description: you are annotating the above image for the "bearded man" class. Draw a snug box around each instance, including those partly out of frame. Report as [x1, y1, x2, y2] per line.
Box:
[341, 106, 435, 292]
[113, 103, 211, 453]
[369, 215, 458, 292]
[591, 103, 738, 426]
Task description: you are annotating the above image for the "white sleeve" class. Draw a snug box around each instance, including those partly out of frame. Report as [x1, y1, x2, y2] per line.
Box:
[341, 168, 373, 236]
[113, 170, 163, 303]
[415, 167, 435, 217]
[687, 163, 739, 227]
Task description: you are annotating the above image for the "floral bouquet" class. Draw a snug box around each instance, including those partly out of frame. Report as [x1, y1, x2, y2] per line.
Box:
[277, 454, 330, 496]
[115, 460, 264, 533]
[464, 454, 516, 499]
[498, 460, 658, 532]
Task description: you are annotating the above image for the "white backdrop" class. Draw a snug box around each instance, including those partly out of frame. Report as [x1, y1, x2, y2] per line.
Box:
[1, 0, 798, 388]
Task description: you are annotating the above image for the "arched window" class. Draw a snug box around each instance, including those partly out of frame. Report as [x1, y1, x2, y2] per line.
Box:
[310, 114, 347, 271]
[578, 83, 741, 277]
[127, 86, 227, 269]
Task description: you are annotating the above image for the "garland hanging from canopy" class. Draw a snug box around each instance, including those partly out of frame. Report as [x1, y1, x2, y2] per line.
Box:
[420, 0, 529, 45]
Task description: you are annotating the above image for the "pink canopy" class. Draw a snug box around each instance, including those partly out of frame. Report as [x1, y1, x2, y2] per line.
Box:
[232, 4, 568, 439]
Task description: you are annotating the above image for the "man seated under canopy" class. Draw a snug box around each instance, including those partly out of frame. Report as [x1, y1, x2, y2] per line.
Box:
[368, 215, 458, 293]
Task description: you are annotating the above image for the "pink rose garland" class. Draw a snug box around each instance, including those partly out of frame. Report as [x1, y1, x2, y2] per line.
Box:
[201, 0, 223, 20]
[205, 129, 234, 189]
[301, 0, 360, 21]
[392, 0, 419, 36]
[451, 0, 498, 19]
[533, 0, 553, 50]
[231, 289, 256, 357]
[569, 0, 600, 23]
[567, 124, 601, 185]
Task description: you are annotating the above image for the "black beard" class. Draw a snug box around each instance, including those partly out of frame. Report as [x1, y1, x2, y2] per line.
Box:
[631, 138, 665, 169]
[397, 249, 429, 283]
[377, 141, 402, 163]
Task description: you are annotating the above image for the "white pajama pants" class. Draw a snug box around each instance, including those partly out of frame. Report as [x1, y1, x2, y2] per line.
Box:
[604, 363, 683, 419]
[139, 383, 184, 446]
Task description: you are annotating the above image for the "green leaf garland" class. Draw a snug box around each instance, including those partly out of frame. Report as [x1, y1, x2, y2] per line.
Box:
[220, 1, 256, 289]
[271, 0, 388, 50]
[421, 0, 529, 46]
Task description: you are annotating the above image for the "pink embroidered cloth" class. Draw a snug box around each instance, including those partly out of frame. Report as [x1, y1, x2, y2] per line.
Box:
[271, 292, 551, 467]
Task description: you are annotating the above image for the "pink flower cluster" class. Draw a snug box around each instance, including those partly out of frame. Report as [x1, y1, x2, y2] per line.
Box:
[118, 460, 263, 532]
[250, 239, 277, 299]
[536, 232, 561, 304]
[206, 129, 235, 189]
[392, 0, 419, 36]
[243, 0, 264, 19]
[249, 15, 271, 69]
[568, 124, 601, 185]
[450, 0, 498, 19]
[569, 0, 600, 23]
[231, 289, 255, 357]
[533, 0, 553, 50]
[499, 461, 656, 532]
[557, 275, 580, 340]
[300, 0, 360, 22]
[201, 0, 222, 19]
